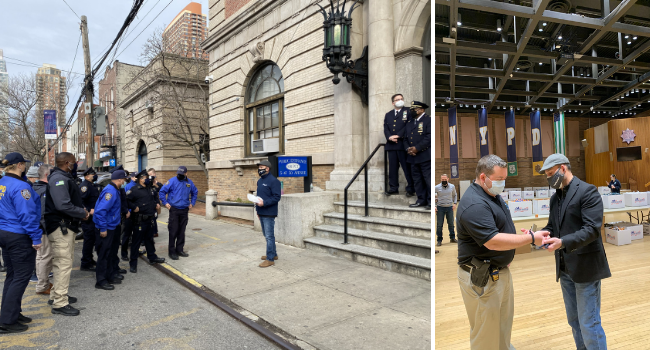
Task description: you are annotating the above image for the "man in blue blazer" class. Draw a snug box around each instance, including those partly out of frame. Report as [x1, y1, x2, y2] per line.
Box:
[404, 101, 431, 210]
[384, 93, 415, 197]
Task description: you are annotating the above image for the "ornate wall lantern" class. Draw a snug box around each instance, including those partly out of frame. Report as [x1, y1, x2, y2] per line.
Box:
[316, 0, 368, 104]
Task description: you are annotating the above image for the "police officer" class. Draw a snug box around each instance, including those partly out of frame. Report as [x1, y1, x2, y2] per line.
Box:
[0, 153, 41, 333]
[147, 168, 163, 239]
[44, 152, 88, 316]
[79, 168, 99, 272]
[93, 170, 128, 290]
[120, 172, 137, 260]
[384, 93, 415, 197]
[126, 170, 165, 273]
[108, 165, 129, 278]
[404, 101, 431, 210]
[159, 166, 198, 260]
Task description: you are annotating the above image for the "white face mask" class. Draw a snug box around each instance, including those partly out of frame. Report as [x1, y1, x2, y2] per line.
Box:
[485, 176, 506, 196]
[395, 100, 404, 108]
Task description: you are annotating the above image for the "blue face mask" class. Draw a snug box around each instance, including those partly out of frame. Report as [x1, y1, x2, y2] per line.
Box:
[121, 182, 127, 189]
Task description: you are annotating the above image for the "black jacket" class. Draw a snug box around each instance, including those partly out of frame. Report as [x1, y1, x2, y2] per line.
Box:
[33, 181, 48, 231]
[383, 108, 411, 151]
[403, 113, 431, 164]
[542, 177, 611, 283]
[126, 183, 159, 217]
[44, 167, 86, 234]
[79, 179, 100, 211]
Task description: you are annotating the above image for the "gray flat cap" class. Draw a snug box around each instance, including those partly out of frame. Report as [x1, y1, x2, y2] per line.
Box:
[26, 166, 40, 178]
[257, 160, 272, 168]
[539, 153, 570, 173]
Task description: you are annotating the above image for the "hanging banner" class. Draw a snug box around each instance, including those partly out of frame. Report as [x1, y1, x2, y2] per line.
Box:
[530, 110, 543, 176]
[554, 111, 566, 155]
[448, 106, 459, 179]
[505, 109, 518, 176]
[478, 108, 489, 158]
[44, 110, 57, 140]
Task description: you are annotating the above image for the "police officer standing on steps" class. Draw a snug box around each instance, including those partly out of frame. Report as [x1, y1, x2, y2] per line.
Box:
[79, 168, 99, 272]
[120, 172, 137, 261]
[109, 165, 129, 279]
[159, 166, 198, 260]
[126, 170, 165, 273]
[93, 170, 128, 290]
[404, 101, 432, 210]
[44, 152, 88, 316]
[384, 93, 415, 197]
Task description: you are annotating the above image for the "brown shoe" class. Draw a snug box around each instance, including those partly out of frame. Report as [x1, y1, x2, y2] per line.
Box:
[435, 250, 440, 254]
[259, 260, 275, 268]
[36, 283, 53, 295]
[261, 255, 279, 260]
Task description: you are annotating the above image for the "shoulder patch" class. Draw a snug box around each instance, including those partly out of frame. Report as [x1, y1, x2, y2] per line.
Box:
[186, 183, 190, 187]
[165, 181, 170, 185]
[126, 190, 132, 195]
[81, 186, 87, 193]
[105, 193, 113, 201]
[21, 189, 31, 200]
[56, 180, 65, 186]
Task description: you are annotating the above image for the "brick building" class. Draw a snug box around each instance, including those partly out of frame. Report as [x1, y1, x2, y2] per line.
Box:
[163, 2, 209, 60]
[68, 104, 101, 170]
[203, 0, 431, 201]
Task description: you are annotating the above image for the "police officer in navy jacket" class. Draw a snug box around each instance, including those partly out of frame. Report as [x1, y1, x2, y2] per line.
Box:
[404, 101, 431, 210]
[384, 93, 415, 196]
[79, 168, 99, 272]
[120, 172, 137, 260]
[159, 166, 198, 260]
[0, 153, 41, 333]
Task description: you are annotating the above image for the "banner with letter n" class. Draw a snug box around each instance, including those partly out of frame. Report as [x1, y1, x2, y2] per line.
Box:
[448, 106, 459, 179]
[505, 109, 518, 176]
[553, 111, 566, 155]
[478, 108, 489, 158]
[530, 110, 543, 176]
[44, 110, 57, 140]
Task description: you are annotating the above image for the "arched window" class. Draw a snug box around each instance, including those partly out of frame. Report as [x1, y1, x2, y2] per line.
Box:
[245, 63, 285, 156]
[138, 141, 148, 172]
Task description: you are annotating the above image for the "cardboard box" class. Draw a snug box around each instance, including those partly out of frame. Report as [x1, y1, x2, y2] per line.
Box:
[524, 187, 533, 191]
[522, 191, 535, 199]
[617, 223, 644, 240]
[500, 192, 509, 200]
[605, 228, 632, 246]
[601, 194, 625, 209]
[532, 198, 551, 215]
[598, 186, 612, 195]
[509, 191, 522, 200]
[549, 188, 557, 197]
[535, 190, 549, 198]
[624, 192, 648, 207]
[508, 200, 533, 217]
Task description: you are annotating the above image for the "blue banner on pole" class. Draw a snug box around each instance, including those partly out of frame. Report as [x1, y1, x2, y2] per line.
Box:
[505, 109, 518, 176]
[109, 159, 116, 167]
[448, 106, 459, 179]
[277, 156, 308, 177]
[530, 110, 543, 175]
[478, 108, 489, 158]
[44, 110, 57, 140]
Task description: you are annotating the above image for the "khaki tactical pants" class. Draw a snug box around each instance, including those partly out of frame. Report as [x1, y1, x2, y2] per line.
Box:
[48, 227, 75, 308]
[458, 266, 516, 350]
[35, 232, 53, 293]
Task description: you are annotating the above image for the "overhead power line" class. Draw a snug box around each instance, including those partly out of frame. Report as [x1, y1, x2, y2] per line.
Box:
[61, 0, 81, 20]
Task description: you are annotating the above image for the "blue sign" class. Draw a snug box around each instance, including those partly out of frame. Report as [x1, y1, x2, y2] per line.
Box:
[109, 159, 116, 167]
[277, 157, 308, 177]
[44, 110, 57, 140]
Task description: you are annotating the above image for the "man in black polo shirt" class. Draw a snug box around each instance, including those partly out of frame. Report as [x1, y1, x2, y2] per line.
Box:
[456, 155, 548, 350]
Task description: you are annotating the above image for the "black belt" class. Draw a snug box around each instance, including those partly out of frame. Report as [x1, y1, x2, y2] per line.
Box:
[460, 264, 507, 273]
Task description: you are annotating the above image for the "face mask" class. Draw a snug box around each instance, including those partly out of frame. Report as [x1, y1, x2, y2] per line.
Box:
[547, 167, 565, 189]
[92, 174, 98, 182]
[258, 169, 266, 177]
[120, 180, 127, 189]
[485, 176, 505, 196]
[395, 100, 404, 108]
[442, 181, 448, 187]
[144, 178, 151, 186]
[126, 178, 132, 183]
[177, 174, 186, 181]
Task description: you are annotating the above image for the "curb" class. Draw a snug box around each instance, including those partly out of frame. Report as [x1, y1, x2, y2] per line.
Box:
[140, 256, 303, 350]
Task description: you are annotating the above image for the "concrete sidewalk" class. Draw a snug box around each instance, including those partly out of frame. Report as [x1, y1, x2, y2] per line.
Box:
[152, 210, 431, 350]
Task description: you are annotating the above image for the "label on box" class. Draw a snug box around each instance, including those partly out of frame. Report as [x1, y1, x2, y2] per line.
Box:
[536, 190, 549, 198]
[508, 200, 533, 217]
[602, 195, 625, 209]
[509, 191, 522, 200]
[523, 191, 534, 199]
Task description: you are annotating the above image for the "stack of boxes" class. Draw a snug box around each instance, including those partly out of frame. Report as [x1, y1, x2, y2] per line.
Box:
[502, 187, 553, 217]
[604, 222, 644, 245]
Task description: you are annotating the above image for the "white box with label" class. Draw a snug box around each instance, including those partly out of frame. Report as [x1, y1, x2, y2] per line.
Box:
[629, 225, 644, 240]
[601, 195, 625, 209]
[509, 191, 522, 200]
[522, 191, 535, 199]
[549, 188, 557, 197]
[500, 191, 509, 200]
[598, 186, 611, 195]
[508, 200, 533, 217]
[605, 228, 632, 246]
[532, 199, 551, 215]
[624, 192, 648, 207]
[535, 190, 549, 198]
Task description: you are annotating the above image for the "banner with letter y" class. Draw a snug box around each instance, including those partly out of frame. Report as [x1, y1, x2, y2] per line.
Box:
[448, 106, 459, 179]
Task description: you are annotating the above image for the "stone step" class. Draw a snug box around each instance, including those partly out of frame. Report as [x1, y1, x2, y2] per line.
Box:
[346, 191, 415, 205]
[314, 224, 431, 259]
[323, 212, 431, 239]
[304, 237, 431, 280]
[333, 201, 431, 223]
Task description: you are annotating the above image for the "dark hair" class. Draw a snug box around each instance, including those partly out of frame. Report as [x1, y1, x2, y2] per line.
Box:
[391, 94, 403, 102]
[55, 152, 74, 167]
[475, 155, 507, 178]
[611, 174, 616, 178]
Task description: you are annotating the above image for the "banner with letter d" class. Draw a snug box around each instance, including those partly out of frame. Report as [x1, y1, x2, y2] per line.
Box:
[530, 110, 543, 176]
[505, 109, 518, 176]
[448, 106, 459, 179]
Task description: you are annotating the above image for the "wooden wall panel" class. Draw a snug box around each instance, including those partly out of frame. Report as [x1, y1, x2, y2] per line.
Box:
[443, 115, 450, 158]
[525, 120, 532, 158]
[541, 119, 554, 156]
[494, 117, 507, 159]
[609, 117, 650, 191]
[567, 120, 581, 157]
[460, 117, 477, 158]
[435, 115, 441, 159]
[515, 119, 525, 158]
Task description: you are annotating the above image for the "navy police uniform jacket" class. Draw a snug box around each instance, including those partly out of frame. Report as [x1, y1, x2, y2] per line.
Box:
[403, 113, 431, 164]
[126, 184, 159, 217]
[384, 108, 411, 151]
[44, 167, 86, 234]
[80, 179, 100, 211]
[0, 174, 43, 244]
[255, 173, 282, 217]
[159, 177, 198, 209]
[93, 183, 122, 231]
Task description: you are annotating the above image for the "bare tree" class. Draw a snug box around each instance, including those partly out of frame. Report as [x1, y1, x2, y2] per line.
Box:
[123, 27, 210, 177]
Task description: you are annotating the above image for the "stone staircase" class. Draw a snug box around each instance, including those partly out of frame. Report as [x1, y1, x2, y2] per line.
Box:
[304, 192, 432, 280]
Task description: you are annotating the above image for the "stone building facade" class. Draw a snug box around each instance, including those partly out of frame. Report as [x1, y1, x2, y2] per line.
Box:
[203, 0, 431, 201]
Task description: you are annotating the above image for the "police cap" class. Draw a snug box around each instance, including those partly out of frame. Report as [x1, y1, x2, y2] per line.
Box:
[410, 101, 429, 110]
[3, 152, 31, 166]
[111, 170, 127, 180]
[83, 167, 96, 176]
[135, 169, 148, 179]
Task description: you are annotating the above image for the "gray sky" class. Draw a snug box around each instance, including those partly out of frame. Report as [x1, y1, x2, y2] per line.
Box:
[0, 0, 209, 121]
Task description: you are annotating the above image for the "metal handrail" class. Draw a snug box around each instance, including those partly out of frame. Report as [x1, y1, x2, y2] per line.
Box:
[211, 201, 255, 207]
[343, 143, 388, 244]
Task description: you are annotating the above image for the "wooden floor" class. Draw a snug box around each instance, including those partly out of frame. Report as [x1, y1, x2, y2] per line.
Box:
[434, 237, 650, 349]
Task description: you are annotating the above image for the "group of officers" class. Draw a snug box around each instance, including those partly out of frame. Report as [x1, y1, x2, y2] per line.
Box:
[0, 151, 198, 333]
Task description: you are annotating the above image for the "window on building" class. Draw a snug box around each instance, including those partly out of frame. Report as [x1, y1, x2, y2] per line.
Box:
[245, 63, 285, 156]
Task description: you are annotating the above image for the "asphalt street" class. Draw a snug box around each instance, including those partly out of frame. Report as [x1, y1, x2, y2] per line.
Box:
[0, 233, 280, 350]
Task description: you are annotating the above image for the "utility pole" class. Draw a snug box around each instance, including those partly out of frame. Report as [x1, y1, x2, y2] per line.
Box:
[80, 15, 94, 167]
